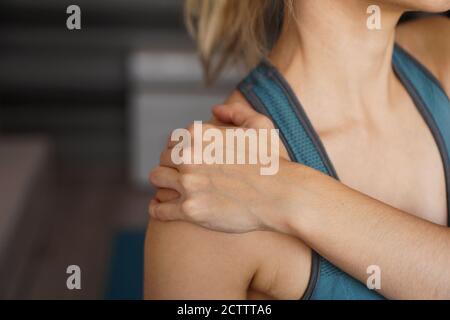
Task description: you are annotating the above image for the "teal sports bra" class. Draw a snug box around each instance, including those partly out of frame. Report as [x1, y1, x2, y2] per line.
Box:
[237, 44, 450, 300]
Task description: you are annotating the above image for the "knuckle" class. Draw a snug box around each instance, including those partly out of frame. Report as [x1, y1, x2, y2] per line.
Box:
[166, 133, 172, 146]
[186, 123, 196, 134]
[180, 173, 208, 192]
[153, 203, 162, 218]
[231, 102, 243, 110]
[167, 138, 176, 149]
[148, 167, 160, 184]
[147, 200, 154, 214]
[179, 173, 195, 191]
[159, 150, 168, 163]
[162, 149, 175, 165]
[202, 123, 214, 131]
[181, 199, 199, 218]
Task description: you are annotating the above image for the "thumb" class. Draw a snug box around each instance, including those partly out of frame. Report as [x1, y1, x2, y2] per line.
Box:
[213, 103, 289, 159]
[212, 103, 274, 129]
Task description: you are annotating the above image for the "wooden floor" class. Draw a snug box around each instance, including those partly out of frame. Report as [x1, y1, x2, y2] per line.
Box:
[0, 161, 151, 299]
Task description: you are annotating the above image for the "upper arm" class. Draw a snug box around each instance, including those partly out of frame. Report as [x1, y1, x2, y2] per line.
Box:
[396, 16, 450, 95]
[144, 219, 259, 299]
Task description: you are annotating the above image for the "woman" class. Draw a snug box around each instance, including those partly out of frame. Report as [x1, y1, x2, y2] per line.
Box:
[145, 0, 450, 299]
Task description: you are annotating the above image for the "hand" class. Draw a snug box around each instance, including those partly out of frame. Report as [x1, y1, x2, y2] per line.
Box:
[148, 103, 297, 234]
[211, 103, 289, 159]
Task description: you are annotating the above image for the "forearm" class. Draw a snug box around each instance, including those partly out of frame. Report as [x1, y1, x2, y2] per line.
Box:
[285, 164, 450, 299]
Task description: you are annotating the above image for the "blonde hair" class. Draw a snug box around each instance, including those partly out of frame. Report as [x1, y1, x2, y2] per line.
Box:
[185, 0, 292, 83]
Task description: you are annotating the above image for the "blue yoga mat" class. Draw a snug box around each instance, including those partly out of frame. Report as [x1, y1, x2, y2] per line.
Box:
[105, 230, 146, 300]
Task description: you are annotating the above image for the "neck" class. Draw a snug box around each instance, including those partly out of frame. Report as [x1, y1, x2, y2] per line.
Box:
[270, 0, 405, 111]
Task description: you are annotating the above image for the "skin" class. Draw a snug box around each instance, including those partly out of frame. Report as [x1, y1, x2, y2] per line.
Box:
[145, 0, 450, 299]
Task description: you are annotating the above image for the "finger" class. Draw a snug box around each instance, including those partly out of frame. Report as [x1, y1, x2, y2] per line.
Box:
[149, 166, 182, 192]
[167, 120, 229, 150]
[159, 148, 178, 168]
[167, 130, 187, 149]
[148, 198, 158, 218]
[149, 199, 183, 221]
[213, 103, 274, 129]
[212, 103, 258, 127]
[155, 188, 180, 202]
[167, 122, 199, 149]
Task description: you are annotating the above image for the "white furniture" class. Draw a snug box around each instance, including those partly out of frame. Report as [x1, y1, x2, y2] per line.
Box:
[128, 46, 239, 187]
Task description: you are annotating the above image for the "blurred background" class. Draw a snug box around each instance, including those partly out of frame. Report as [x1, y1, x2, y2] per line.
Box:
[0, 1, 448, 299]
[0, 0, 236, 300]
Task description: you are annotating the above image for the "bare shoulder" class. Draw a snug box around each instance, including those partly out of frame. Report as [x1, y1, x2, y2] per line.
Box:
[144, 219, 311, 299]
[145, 90, 311, 300]
[396, 16, 450, 95]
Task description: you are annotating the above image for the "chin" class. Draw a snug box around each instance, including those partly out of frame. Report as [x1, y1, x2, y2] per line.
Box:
[397, 0, 450, 12]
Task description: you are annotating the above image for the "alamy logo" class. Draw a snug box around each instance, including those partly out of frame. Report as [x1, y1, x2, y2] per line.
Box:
[366, 5, 382, 30]
[66, 265, 81, 290]
[66, 5, 81, 30]
[171, 121, 280, 175]
[366, 265, 381, 290]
